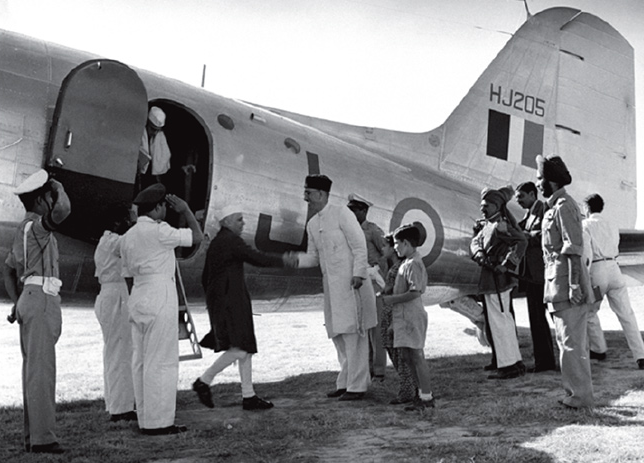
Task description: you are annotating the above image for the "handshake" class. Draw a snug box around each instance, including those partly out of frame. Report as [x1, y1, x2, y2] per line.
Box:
[282, 251, 299, 268]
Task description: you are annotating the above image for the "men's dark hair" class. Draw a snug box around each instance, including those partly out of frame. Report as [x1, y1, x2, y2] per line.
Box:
[104, 202, 133, 233]
[137, 201, 162, 216]
[584, 193, 604, 214]
[394, 225, 420, 247]
[517, 181, 538, 197]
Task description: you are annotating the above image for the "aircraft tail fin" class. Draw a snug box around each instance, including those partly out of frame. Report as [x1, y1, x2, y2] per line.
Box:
[438, 7, 636, 228]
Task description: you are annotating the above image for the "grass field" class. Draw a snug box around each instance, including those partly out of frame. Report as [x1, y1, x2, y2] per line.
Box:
[2, 291, 644, 462]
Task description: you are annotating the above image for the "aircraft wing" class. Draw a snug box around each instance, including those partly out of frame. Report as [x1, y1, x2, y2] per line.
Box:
[618, 231, 644, 286]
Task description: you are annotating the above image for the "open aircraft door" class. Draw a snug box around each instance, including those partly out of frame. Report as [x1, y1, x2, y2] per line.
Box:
[47, 59, 148, 243]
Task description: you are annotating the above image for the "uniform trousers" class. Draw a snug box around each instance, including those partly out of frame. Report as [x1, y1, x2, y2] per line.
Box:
[368, 282, 387, 377]
[332, 332, 370, 392]
[94, 282, 135, 415]
[587, 260, 644, 360]
[17, 285, 62, 447]
[551, 301, 594, 408]
[201, 348, 255, 398]
[483, 289, 522, 368]
[129, 276, 179, 429]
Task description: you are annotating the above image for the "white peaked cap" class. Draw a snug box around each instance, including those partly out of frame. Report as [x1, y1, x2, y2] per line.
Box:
[14, 169, 49, 195]
[219, 204, 244, 220]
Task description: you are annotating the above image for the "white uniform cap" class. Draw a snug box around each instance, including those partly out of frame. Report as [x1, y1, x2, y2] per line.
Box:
[148, 106, 166, 128]
[347, 192, 373, 208]
[219, 204, 244, 220]
[13, 169, 49, 195]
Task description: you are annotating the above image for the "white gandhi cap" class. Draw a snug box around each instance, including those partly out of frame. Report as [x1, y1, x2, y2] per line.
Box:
[219, 204, 244, 220]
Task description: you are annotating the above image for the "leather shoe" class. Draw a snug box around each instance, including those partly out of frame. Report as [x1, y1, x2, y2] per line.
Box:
[110, 411, 137, 422]
[140, 424, 188, 435]
[404, 397, 435, 411]
[488, 363, 525, 380]
[192, 378, 214, 408]
[242, 395, 274, 410]
[339, 391, 365, 401]
[31, 442, 65, 454]
[637, 359, 644, 370]
[483, 363, 497, 371]
[590, 350, 607, 360]
[326, 388, 347, 398]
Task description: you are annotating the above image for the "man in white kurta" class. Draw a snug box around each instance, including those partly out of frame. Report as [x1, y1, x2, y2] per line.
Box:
[94, 204, 136, 421]
[120, 184, 202, 435]
[296, 175, 377, 400]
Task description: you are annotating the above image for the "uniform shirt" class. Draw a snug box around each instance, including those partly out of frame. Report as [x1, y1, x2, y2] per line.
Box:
[94, 231, 125, 284]
[541, 187, 585, 304]
[361, 220, 385, 268]
[5, 211, 59, 279]
[582, 212, 619, 261]
[120, 216, 192, 278]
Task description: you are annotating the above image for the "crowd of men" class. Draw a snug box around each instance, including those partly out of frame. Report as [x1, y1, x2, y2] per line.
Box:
[4, 153, 643, 453]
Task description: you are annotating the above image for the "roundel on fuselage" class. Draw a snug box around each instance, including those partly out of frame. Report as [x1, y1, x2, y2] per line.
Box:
[389, 198, 444, 267]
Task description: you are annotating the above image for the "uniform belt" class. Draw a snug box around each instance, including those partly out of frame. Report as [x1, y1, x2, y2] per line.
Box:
[592, 257, 615, 263]
[133, 274, 174, 284]
[23, 276, 45, 286]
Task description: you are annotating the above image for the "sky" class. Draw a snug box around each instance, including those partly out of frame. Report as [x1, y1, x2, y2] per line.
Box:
[1, 0, 643, 223]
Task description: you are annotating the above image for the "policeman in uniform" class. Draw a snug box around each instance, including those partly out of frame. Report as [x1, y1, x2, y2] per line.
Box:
[347, 193, 387, 380]
[119, 183, 203, 435]
[4, 169, 71, 454]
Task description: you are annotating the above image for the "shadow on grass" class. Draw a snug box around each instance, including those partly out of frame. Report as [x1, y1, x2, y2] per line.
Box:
[2, 328, 644, 463]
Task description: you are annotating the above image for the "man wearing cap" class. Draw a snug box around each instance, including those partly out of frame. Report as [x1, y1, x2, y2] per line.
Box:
[582, 193, 644, 370]
[3, 169, 70, 454]
[119, 183, 203, 434]
[296, 175, 378, 401]
[536, 154, 594, 408]
[470, 185, 527, 380]
[192, 205, 295, 411]
[138, 106, 172, 189]
[347, 193, 387, 380]
[515, 182, 557, 373]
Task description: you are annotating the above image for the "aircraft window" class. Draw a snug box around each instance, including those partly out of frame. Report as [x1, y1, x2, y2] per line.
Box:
[284, 137, 300, 154]
[217, 114, 235, 130]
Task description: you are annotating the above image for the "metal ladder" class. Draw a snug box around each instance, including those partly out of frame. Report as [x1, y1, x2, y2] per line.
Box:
[176, 262, 202, 361]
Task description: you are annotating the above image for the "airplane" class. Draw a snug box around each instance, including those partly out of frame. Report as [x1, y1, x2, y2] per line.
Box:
[0, 6, 641, 315]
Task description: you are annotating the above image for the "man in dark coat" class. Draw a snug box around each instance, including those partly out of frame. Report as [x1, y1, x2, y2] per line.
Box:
[192, 205, 294, 410]
[515, 181, 556, 373]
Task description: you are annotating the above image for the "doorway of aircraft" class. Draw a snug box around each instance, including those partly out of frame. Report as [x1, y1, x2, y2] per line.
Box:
[144, 99, 211, 253]
[47, 59, 149, 244]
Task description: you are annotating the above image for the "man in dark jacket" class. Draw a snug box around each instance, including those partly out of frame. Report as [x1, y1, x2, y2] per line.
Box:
[515, 182, 557, 373]
[192, 205, 294, 410]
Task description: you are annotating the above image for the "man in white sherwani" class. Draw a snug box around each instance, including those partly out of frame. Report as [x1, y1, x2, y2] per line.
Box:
[120, 183, 203, 435]
[296, 174, 377, 401]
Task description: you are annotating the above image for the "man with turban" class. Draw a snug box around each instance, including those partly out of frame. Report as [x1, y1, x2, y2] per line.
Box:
[470, 185, 527, 379]
[295, 174, 378, 401]
[192, 205, 295, 411]
[536, 154, 594, 408]
[120, 183, 203, 434]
